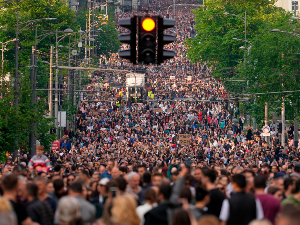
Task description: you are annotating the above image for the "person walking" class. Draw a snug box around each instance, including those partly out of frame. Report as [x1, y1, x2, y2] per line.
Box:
[219, 174, 264, 225]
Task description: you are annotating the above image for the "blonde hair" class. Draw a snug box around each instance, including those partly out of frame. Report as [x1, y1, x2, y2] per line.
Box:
[0, 197, 17, 225]
[111, 194, 140, 225]
[57, 196, 81, 223]
[198, 215, 219, 225]
[248, 220, 272, 225]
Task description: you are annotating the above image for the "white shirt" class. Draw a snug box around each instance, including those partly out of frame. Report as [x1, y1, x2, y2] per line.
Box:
[136, 203, 157, 225]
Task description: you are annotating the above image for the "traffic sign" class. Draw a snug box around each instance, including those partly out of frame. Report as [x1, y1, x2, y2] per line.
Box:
[51, 140, 60, 151]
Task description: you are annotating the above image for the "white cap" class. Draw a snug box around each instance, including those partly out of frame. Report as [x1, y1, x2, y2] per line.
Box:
[99, 177, 110, 186]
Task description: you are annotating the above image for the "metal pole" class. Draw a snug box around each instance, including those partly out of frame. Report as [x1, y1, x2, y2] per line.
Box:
[88, 7, 91, 67]
[29, 46, 36, 156]
[173, 0, 175, 16]
[59, 60, 63, 139]
[265, 102, 268, 126]
[282, 101, 285, 146]
[265, 102, 269, 143]
[244, 11, 246, 64]
[55, 30, 59, 137]
[295, 116, 298, 148]
[67, 35, 71, 131]
[14, 11, 19, 108]
[78, 70, 81, 107]
[1, 42, 3, 97]
[49, 46, 53, 118]
[135, 73, 136, 103]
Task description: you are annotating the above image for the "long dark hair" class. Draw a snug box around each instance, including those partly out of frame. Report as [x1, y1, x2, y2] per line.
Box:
[172, 208, 191, 225]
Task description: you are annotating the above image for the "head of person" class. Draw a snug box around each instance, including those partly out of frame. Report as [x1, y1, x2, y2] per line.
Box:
[197, 215, 220, 225]
[111, 167, 120, 179]
[57, 196, 81, 225]
[69, 182, 83, 197]
[110, 194, 139, 225]
[34, 176, 48, 196]
[267, 186, 283, 201]
[294, 163, 300, 174]
[1, 174, 18, 194]
[152, 173, 163, 187]
[254, 174, 266, 190]
[284, 177, 295, 192]
[116, 177, 127, 193]
[276, 204, 300, 225]
[144, 187, 157, 205]
[232, 174, 246, 192]
[194, 167, 202, 181]
[248, 220, 272, 225]
[0, 197, 17, 225]
[158, 182, 172, 202]
[79, 169, 90, 182]
[128, 172, 140, 190]
[201, 167, 217, 185]
[53, 179, 65, 195]
[107, 160, 114, 172]
[36, 145, 44, 156]
[137, 165, 146, 179]
[172, 208, 191, 225]
[46, 180, 54, 194]
[274, 175, 285, 191]
[143, 171, 152, 185]
[25, 183, 39, 201]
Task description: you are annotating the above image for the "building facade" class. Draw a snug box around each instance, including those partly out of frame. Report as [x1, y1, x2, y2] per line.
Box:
[275, 0, 299, 15]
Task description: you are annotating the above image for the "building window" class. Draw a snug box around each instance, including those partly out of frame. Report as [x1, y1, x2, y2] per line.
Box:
[292, 1, 299, 11]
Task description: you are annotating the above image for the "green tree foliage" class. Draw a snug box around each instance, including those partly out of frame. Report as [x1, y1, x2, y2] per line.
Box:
[186, 0, 300, 125]
[0, 0, 76, 153]
[74, 4, 120, 59]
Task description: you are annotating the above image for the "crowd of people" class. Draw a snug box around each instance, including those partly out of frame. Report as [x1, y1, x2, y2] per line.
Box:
[2, 1, 300, 225]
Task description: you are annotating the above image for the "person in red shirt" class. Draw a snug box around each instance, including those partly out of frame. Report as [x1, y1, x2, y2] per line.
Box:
[254, 175, 281, 224]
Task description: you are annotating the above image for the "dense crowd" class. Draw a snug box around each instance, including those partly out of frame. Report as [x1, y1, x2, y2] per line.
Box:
[1, 1, 300, 225]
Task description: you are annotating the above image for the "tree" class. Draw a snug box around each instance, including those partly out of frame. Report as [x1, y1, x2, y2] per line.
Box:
[74, 3, 120, 60]
[0, 0, 76, 154]
[185, 0, 299, 127]
[185, 0, 290, 93]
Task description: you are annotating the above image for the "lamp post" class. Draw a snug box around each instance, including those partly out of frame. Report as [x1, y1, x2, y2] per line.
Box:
[14, 12, 56, 158]
[271, 28, 300, 147]
[14, 12, 56, 108]
[55, 29, 74, 133]
[224, 11, 247, 63]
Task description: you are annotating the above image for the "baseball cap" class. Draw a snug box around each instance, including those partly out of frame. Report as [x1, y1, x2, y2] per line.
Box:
[99, 178, 110, 186]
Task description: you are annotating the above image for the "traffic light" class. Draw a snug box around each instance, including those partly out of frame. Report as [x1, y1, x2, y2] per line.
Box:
[138, 17, 157, 64]
[157, 18, 176, 64]
[118, 16, 137, 64]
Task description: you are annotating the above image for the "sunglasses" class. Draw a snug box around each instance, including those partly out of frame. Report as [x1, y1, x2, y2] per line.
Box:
[68, 179, 74, 182]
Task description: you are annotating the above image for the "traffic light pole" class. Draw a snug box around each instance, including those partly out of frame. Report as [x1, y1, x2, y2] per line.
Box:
[29, 46, 36, 156]
[49, 46, 53, 118]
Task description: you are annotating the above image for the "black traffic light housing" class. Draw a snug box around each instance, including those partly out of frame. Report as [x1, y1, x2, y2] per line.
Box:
[118, 16, 176, 65]
[138, 17, 157, 64]
[118, 16, 137, 64]
[157, 18, 176, 64]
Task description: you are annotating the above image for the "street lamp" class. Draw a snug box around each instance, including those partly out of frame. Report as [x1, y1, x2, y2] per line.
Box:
[13, 13, 56, 158]
[224, 11, 247, 53]
[271, 28, 300, 147]
[14, 12, 56, 108]
[54, 28, 74, 135]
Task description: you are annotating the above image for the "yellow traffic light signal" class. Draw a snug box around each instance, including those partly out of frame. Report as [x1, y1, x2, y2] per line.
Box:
[142, 18, 155, 31]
